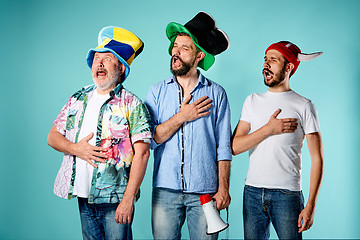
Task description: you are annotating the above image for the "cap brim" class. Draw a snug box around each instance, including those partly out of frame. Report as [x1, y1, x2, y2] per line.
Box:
[86, 48, 130, 80]
[166, 22, 215, 71]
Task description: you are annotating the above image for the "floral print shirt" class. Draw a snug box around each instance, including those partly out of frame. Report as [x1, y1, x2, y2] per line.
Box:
[53, 83, 151, 204]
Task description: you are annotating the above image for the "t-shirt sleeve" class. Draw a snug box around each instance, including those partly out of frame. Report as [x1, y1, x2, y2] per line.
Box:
[129, 101, 152, 144]
[240, 95, 252, 124]
[302, 100, 320, 134]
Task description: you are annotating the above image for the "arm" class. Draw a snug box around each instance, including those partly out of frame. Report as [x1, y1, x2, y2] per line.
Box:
[153, 95, 212, 144]
[115, 141, 150, 224]
[211, 90, 232, 210]
[47, 125, 107, 167]
[212, 160, 231, 210]
[298, 132, 324, 233]
[231, 109, 298, 155]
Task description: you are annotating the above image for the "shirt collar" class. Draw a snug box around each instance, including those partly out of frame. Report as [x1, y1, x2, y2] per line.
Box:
[167, 71, 209, 86]
[80, 83, 123, 99]
[110, 83, 123, 97]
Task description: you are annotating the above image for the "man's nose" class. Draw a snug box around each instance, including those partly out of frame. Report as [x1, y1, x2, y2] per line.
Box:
[172, 48, 180, 56]
[98, 60, 104, 68]
[263, 60, 270, 68]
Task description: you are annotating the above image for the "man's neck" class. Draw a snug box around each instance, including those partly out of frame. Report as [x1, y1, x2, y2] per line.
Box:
[175, 68, 199, 97]
[96, 88, 111, 95]
[268, 86, 291, 92]
[269, 77, 291, 92]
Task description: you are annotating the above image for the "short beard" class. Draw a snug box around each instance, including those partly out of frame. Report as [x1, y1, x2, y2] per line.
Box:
[95, 66, 121, 91]
[264, 63, 287, 87]
[170, 56, 195, 76]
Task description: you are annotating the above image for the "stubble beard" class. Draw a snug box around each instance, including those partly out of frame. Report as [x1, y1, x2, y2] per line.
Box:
[264, 63, 287, 87]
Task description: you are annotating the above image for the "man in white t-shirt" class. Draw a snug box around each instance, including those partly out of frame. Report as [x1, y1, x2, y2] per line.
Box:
[47, 26, 152, 239]
[232, 41, 324, 239]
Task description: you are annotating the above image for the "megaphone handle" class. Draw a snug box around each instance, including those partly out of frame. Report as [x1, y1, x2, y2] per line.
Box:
[225, 207, 229, 240]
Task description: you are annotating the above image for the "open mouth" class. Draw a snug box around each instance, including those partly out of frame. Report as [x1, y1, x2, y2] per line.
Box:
[263, 69, 273, 79]
[172, 55, 183, 68]
[96, 68, 107, 77]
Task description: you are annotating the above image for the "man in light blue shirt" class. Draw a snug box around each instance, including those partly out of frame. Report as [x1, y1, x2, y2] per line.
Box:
[145, 12, 232, 239]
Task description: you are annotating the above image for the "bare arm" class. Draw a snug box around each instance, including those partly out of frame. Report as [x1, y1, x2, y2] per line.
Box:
[231, 109, 298, 155]
[47, 125, 107, 167]
[298, 132, 324, 233]
[153, 95, 212, 144]
[115, 141, 150, 224]
[212, 160, 231, 210]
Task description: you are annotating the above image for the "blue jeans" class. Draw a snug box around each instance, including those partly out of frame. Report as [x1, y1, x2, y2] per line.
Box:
[152, 188, 218, 240]
[78, 197, 133, 240]
[243, 185, 304, 240]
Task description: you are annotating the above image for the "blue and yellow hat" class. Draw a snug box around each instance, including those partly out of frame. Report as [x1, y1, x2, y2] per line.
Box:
[86, 26, 144, 80]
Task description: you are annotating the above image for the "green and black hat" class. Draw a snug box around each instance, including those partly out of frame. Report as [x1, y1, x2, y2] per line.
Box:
[166, 11, 230, 71]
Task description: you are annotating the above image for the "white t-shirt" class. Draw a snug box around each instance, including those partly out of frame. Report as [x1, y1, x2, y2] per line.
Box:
[240, 90, 320, 191]
[73, 90, 110, 198]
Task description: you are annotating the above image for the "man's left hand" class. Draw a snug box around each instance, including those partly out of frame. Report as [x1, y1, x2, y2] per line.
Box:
[212, 189, 231, 210]
[298, 204, 315, 233]
[115, 197, 134, 224]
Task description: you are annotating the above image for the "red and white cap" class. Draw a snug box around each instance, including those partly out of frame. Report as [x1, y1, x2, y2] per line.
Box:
[265, 41, 323, 76]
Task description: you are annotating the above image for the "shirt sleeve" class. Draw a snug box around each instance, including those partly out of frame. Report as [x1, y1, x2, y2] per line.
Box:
[53, 97, 73, 136]
[215, 89, 232, 161]
[144, 85, 161, 150]
[129, 101, 152, 144]
[240, 95, 252, 124]
[302, 100, 321, 134]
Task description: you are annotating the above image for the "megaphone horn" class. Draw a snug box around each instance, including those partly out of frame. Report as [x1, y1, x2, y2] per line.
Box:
[200, 194, 229, 235]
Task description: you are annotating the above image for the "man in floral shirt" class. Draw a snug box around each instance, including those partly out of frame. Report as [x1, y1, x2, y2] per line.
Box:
[47, 26, 151, 239]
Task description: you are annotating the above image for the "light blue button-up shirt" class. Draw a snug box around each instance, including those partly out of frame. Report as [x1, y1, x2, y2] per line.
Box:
[145, 73, 232, 194]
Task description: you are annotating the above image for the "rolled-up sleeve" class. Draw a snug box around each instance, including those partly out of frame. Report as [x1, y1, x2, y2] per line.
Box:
[145, 85, 161, 150]
[215, 89, 232, 161]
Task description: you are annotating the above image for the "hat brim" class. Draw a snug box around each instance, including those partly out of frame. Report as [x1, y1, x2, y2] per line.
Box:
[166, 22, 215, 71]
[86, 48, 130, 80]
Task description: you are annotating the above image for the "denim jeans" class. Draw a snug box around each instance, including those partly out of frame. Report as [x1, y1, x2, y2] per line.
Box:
[152, 187, 218, 240]
[243, 185, 304, 240]
[78, 197, 133, 240]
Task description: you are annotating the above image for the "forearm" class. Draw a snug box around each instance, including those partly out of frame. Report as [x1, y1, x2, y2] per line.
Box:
[212, 160, 231, 210]
[305, 132, 324, 209]
[218, 160, 231, 192]
[307, 155, 324, 209]
[232, 125, 271, 155]
[122, 144, 150, 202]
[47, 125, 75, 155]
[153, 112, 184, 144]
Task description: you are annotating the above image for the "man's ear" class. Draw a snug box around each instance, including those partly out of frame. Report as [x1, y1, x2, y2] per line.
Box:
[286, 62, 294, 74]
[117, 63, 126, 76]
[196, 51, 206, 62]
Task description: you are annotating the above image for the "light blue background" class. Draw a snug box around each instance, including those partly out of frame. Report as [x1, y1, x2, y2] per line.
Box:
[1, 0, 359, 239]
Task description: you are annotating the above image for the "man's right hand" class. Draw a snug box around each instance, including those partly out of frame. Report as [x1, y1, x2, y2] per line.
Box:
[178, 95, 212, 122]
[71, 132, 108, 168]
[266, 109, 298, 135]
[152, 95, 212, 144]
